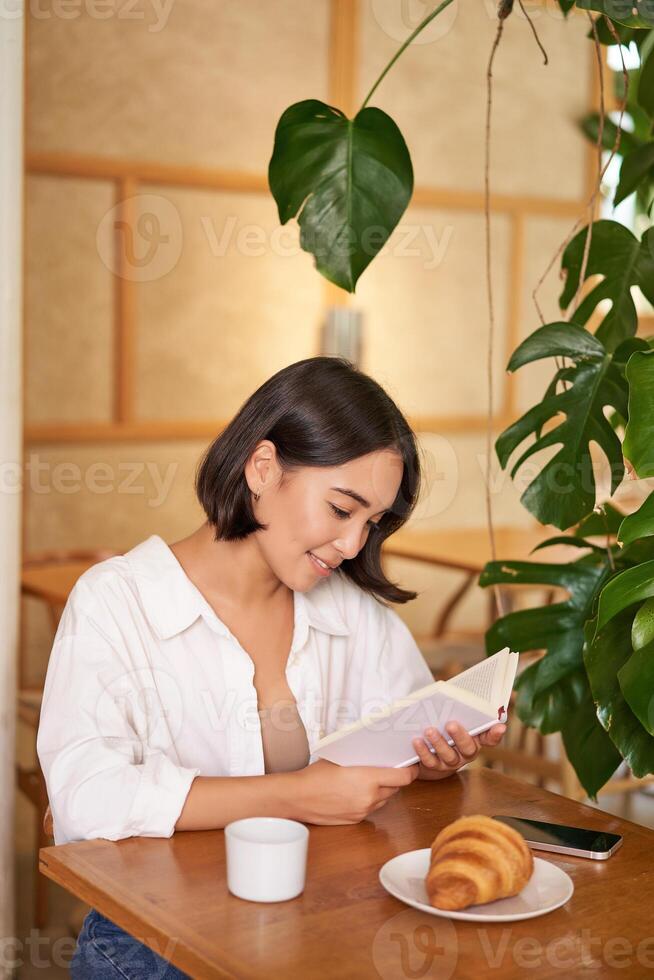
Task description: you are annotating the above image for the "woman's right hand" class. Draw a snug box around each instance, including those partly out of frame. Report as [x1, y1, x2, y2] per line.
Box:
[290, 758, 420, 825]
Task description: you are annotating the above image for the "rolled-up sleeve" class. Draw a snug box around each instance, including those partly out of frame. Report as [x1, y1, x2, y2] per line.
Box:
[36, 584, 200, 845]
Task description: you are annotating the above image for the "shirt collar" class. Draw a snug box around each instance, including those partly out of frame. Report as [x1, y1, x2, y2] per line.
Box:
[126, 535, 350, 642]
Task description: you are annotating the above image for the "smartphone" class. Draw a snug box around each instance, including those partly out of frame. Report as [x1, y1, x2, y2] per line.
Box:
[493, 815, 623, 860]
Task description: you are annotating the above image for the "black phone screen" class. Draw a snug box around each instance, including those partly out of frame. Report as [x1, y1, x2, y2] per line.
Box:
[494, 815, 622, 854]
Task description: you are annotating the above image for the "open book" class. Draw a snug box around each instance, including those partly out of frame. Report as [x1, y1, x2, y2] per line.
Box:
[313, 647, 519, 768]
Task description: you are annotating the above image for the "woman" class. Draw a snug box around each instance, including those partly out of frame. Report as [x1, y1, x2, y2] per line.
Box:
[37, 356, 506, 978]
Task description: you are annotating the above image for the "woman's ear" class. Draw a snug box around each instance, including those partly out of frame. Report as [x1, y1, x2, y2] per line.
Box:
[244, 440, 281, 496]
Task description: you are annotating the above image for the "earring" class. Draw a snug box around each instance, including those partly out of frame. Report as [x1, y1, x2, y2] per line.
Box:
[254, 490, 261, 501]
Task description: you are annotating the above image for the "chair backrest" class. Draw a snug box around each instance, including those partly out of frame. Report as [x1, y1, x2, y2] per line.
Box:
[20, 548, 120, 690]
[43, 804, 54, 839]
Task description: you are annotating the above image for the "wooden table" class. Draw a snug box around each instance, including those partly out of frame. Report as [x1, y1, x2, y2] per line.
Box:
[39, 768, 654, 979]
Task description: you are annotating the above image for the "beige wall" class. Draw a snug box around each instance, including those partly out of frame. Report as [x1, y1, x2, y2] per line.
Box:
[23, 0, 594, 679]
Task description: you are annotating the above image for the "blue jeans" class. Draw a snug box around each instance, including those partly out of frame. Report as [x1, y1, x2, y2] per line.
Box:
[70, 908, 190, 979]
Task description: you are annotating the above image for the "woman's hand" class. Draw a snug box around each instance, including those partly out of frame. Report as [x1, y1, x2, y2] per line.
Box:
[291, 758, 420, 825]
[412, 722, 507, 780]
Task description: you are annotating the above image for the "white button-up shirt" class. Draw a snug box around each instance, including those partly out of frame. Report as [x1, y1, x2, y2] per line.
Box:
[37, 534, 433, 845]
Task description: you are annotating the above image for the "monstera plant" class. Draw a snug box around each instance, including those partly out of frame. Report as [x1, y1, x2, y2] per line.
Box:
[268, 0, 654, 798]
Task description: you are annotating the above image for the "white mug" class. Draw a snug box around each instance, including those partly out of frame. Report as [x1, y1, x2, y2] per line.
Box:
[224, 817, 309, 902]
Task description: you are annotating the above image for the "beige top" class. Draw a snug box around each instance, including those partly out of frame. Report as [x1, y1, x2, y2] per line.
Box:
[260, 700, 311, 773]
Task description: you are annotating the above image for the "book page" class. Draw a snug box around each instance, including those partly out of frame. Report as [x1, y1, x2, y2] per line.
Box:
[314, 648, 518, 764]
[445, 650, 505, 707]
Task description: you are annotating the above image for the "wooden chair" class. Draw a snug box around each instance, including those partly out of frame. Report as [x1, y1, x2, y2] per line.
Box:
[477, 683, 654, 805]
[17, 548, 117, 929]
[412, 570, 494, 680]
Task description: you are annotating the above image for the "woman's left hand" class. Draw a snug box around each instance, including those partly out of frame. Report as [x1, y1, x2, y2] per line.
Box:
[412, 721, 506, 780]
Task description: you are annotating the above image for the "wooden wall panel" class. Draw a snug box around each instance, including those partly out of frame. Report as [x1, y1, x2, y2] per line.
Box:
[356, 206, 511, 416]
[358, 1, 592, 200]
[22, 0, 600, 640]
[133, 187, 324, 420]
[26, 0, 330, 172]
[25, 441, 207, 553]
[25, 175, 115, 423]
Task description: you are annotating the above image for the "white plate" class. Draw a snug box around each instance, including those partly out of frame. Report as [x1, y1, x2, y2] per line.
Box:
[379, 849, 573, 922]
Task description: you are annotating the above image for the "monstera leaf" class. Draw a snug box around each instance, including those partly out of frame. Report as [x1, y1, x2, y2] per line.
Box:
[587, 13, 642, 43]
[639, 46, 654, 117]
[589, 495, 654, 746]
[615, 143, 654, 206]
[619, 492, 654, 546]
[480, 555, 611, 729]
[623, 349, 654, 477]
[576, 0, 654, 27]
[580, 112, 641, 156]
[593, 558, 654, 729]
[559, 222, 654, 351]
[560, 677, 623, 798]
[495, 323, 628, 529]
[585, 611, 654, 777]
[595, 558, 654, 633]
[268, 100, 413, 292]
[617, 597, 654, 734]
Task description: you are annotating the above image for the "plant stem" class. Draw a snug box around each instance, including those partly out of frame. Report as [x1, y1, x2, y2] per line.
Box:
[360, 0, 457, 111]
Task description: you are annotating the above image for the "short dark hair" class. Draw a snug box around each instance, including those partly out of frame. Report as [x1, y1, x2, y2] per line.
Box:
[195, 356, 421, 604]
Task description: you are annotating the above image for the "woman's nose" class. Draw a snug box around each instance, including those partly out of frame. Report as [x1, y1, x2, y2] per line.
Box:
[334, 525, 365, 560]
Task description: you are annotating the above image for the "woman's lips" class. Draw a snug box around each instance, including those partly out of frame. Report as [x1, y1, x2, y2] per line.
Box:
[307, 551, 332, 577]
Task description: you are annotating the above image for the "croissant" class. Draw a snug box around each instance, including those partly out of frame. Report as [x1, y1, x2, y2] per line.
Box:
[426, 814, 533, 910]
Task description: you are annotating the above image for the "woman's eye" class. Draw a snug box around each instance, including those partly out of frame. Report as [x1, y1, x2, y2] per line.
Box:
[329, 502, 381, 529]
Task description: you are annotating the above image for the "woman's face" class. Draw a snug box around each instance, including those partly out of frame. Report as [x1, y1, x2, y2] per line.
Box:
[248, 444, 405, 591]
